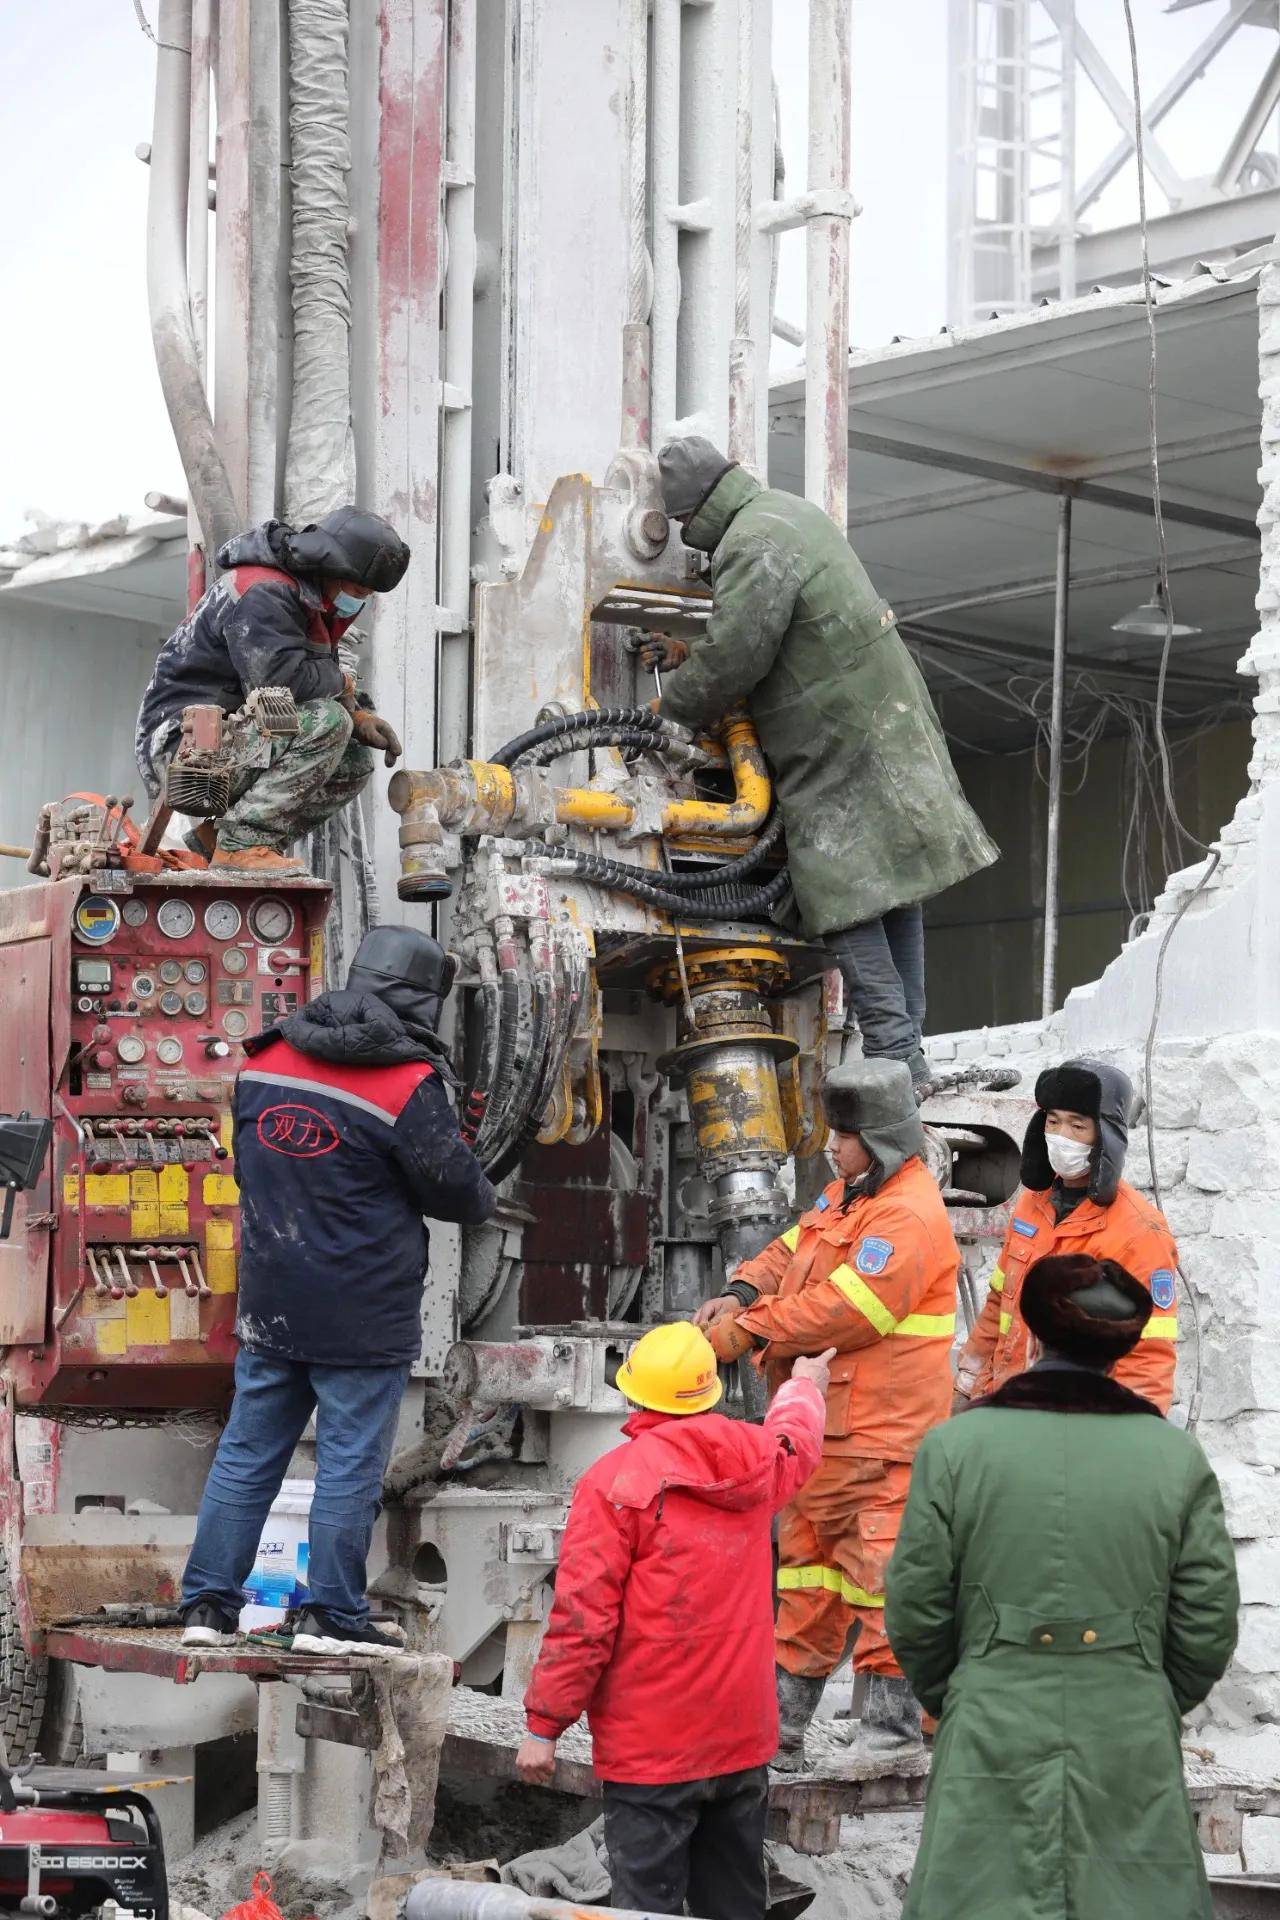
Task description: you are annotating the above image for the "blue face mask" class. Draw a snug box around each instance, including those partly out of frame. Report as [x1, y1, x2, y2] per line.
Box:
[332, 590, 365, 618]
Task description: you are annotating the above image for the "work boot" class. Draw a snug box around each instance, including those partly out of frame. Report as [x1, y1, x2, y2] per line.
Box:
[180, 1600, 240, 1648]
[907, 1050, 936, 1104]
[211, 845, 306, 876]
[771, 1667, 826, 1774]
[833, 1673, 923, 1760]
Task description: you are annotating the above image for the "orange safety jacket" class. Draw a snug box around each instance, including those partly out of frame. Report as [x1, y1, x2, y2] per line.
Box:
[731, 1158, 960, 1464]
[955, 1178, 1179, 1413]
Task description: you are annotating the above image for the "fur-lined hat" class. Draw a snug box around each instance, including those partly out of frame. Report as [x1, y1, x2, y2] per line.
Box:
[1021, 1057, 1135, 1206]
[1020, 1253, 1153, 1367]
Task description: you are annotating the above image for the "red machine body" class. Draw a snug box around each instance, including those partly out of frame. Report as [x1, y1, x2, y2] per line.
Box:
[0, 873, 330, 1412]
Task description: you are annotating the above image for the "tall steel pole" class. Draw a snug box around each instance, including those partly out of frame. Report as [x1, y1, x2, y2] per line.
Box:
[1042, 493, 1072, 1017]
[805, 0, 852, 526]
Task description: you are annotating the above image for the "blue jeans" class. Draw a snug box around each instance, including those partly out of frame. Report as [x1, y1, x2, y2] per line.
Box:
[825, 904, 927, 1065]
[182, 1349, 411, 1630]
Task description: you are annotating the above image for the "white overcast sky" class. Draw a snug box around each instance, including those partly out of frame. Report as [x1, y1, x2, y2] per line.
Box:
[0, 0, 1272, 535]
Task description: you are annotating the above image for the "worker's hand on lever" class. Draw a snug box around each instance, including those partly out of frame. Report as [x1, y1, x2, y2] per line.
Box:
[351, 709, 404, 766]
[516, 1734, 557, 1786]
[791, 1347, 837, 1398]
[638, 633, 690, 672]
[693, 1294, 738, 1330]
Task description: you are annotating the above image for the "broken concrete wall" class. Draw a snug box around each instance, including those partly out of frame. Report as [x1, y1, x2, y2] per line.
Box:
[927, 263, 1280, 1834]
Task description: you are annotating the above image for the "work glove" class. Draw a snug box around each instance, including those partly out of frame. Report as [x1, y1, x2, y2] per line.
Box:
[707, 1314, 757, 1364]
[638, 633, 690, 672]
[351, 709, 403, 766]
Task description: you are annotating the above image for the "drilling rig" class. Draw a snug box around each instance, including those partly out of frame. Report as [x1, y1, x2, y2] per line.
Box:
[0, 0, 1024, 1858]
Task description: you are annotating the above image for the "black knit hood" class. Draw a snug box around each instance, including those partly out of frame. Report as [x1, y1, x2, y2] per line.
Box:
[1021, 1056, 1133, 1207]
[244, 989, 457, 1083]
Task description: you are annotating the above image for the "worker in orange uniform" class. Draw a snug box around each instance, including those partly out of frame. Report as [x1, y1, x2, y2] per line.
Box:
[696, 1059, 959, 1771]
[954, 1057, 1179, 1415]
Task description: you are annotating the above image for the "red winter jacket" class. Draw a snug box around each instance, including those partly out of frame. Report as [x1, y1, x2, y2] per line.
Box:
[524, 1378, 824, 1784]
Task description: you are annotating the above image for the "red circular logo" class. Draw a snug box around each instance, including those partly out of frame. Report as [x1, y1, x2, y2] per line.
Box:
[257, 1102, 340, 1158]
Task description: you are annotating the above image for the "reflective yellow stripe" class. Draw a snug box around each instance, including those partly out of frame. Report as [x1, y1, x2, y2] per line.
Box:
[999, 1310, 1012, 1334]
[829, 1263, 897, 1336]
[896, 1312, 957, 1339]
[990, 1265, 1005, 1294]
[828, 1264, 954, 1340]
[1141, 1316, 1178, 1340]
[777, 1565, 885, 1608]
[780, 1225, 800, 1251]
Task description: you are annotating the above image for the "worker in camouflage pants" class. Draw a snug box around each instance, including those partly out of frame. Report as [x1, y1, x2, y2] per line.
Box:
[135, 506, 410, 877]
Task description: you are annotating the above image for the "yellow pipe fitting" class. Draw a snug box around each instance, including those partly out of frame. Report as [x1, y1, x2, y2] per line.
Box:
[553, 788, 636, 832]
[687, 1052, 789, 1163]
[662, 712, 771, 837]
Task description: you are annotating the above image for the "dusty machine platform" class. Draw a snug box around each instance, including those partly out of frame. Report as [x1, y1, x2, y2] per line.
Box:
[44, 1622, 358, 1684]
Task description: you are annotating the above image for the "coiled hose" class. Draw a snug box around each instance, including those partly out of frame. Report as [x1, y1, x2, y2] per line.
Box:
[492, 706, 677, 768]
[484, 945, 586, 1184]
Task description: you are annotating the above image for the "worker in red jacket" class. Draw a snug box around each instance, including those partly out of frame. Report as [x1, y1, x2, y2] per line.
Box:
[516, 1321, 828, 1920]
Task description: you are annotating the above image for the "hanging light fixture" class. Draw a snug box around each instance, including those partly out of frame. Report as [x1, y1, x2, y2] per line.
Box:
[1111, 579, 1201, 638]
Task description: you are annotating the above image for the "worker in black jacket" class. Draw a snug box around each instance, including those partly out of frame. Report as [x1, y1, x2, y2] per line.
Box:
[180, 925, 496, 1658]
[135, 507, 410, 877]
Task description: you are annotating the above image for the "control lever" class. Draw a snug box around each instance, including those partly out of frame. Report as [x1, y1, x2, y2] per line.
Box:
[176, 1251, 198, 1299]
[143, 1247, 167, 1298]
[86, 1248, 111, 1298]
[114, 1246, 138, 1299]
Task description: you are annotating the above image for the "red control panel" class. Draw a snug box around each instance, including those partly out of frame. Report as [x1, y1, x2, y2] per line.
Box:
[0, 875, 330, 1410]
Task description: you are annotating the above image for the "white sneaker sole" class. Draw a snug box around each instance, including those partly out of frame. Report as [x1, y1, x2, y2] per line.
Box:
[290, 1630, 401, 1660]
[181, 1625, 239, 1648]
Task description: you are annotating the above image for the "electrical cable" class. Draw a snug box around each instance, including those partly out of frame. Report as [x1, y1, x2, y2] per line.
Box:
[1122, 0, 1216, 1429]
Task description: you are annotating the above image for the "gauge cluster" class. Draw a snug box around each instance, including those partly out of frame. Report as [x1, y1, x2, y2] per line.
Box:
[68, 885, 318, 1104]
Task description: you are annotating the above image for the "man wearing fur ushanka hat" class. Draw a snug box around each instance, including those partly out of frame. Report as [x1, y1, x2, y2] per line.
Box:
[887, 1253, 1237, 1920]
[955, 1056, 1179, 1413]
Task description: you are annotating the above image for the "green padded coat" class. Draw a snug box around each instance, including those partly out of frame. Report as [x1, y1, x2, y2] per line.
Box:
[886, 1365, 1239, 1920]
[657, 467, 998, 939]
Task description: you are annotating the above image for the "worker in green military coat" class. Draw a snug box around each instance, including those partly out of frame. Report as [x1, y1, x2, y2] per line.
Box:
[650, 437, 998, 1096]
[886, 1252, 1238, 1920]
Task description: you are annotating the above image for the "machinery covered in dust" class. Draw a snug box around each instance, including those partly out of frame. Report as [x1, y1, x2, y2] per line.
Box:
[0, 1, 1025, 1840]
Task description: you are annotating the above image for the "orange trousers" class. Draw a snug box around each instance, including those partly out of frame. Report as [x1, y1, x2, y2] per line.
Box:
[775, 1455, 912, 1680]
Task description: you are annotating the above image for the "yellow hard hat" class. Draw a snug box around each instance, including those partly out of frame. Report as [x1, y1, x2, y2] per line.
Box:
[617, 1322, 724, 1416]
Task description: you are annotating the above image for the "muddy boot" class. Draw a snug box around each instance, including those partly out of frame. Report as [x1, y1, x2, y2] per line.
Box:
[833, 1674, 923, 1760]
[771, 1667, 826, 1774]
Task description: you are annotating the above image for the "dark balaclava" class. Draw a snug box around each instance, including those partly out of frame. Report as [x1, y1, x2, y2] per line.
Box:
[346, 925, 456, 1047]
[657, 437, 736, 521]
[280, 507, 410, 592]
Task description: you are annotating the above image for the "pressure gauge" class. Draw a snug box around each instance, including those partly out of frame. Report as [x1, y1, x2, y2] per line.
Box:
[222, 1009, 250, 1039]
[159, 990, 183, 1016]
[133, 973, 156, 999]
[122, 898, 150, 928]
[74, 897, 120, 946]
[203, 899, 243, 941]
[185, 990, 208, 1016]
[184, 959, 208, 984]
[116, 1034, 146, 1065]
[156, 1036, 184, 1067]
[248, 897, 294, 945]
[158, 960, 183, 986]
[221, 947, 249, 977]
[156, 898, 197, 941]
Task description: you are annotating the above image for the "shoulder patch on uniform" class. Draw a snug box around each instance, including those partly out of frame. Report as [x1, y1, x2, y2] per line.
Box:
[815, 1194, 830, 1211]
[854, 1236, 893, 1277]
[1150, 1269, 1176, 1310]
[1011, 1218, 1039, 1238]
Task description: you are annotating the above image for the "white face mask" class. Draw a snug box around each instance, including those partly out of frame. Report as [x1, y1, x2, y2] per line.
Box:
[1045, 1132, 1092, 1181]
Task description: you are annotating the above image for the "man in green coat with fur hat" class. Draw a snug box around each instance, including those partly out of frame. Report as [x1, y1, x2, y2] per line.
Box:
[887, 1252, 1238, 1920]
[650, 436, 998, 1095]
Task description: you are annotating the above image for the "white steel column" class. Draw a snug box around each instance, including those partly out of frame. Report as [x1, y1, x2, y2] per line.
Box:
[651, 0, 682, 442]
[805, 0, 852, 526]
[439, 0, 478, 764]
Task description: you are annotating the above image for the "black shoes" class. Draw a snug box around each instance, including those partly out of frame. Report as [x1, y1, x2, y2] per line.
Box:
[180, 1600, 240, 1647]
[289, 1606, 405, 1659]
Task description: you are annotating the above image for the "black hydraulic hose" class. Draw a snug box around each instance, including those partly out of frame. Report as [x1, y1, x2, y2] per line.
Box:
[512, 726, 686, 770]
[491, 706, 673, 767]
[602, 808, 785, 894]
[460, 970, 501, 1147]
[486, 948, 585, 1187]
[482, 965, 553, 1177]
[556, 851, 791, 920]
[473, 963, 522, 1158]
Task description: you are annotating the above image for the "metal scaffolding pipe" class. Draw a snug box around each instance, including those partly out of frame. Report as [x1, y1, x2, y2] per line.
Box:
[441, 0, 478, 632]
[727, 0, 755, 471]
[147, 0, 240, 557]
[1041, 493, 1072, 1019]
[650, 0, 681, 438]
[621, 0, 652, 448]
[804, 0, 852, 527]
